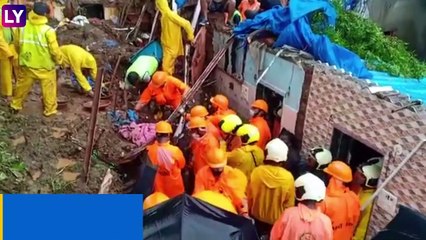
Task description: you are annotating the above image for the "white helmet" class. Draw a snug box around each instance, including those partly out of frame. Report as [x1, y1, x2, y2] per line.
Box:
[265, 138, 288, 162]
[361, 157, 383, 188]
[309, 147, 332, 170]
[295, 173, 326, 202]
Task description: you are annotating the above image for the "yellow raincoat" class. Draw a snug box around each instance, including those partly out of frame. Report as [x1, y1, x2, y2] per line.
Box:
[60, 44, 97, 92]
[10, 11, 63, 116]
[156, 0, 194, 75]
[247, 165, 295, 225]
[227, 145, 264, 180]
[353, 189, 374, 240]
[0, 0, 17, 97]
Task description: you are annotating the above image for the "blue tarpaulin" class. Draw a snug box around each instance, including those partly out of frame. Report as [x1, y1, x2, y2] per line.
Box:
[130, 40, 163, 64]
[370, 71, 426, 103]
[175, 0, 187, 9]
[233, 0, 372, 79]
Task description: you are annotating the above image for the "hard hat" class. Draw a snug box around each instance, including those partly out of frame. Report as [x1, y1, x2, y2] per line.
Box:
[361, 157, 383, 188]
[188, 117, 207, 129]
[236, 124, 260, 144]
[218, 114, 242, 134]
[295, 173, 326, 202]
[193, 191, 237, 214]
[309, 147, 332, 170]
[151, 71, 168, 87]
[210, 94, 229, 110]
[155, 121, 173, 134]
[265, 138, 289, 162]
[251, 99, 269, 112]
[34, 2, 50, 16]
[323, 160, 353, 183]
[206, 148, 227, 168]
[186, 105, 209, 120]
[143, 192, 169, 210]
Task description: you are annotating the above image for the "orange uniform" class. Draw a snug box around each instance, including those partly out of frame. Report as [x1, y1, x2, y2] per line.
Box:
[194, 165, 248, 214]
[270, 204, 333, 240]
[208, 109, 236, 127]
[320, 178, 361, 240]
[147, 141, 186, 198]
[250, 116, 271, 149]
[139, 76, 189, 109]
[238, 0, 260, 19]
[191, 132, 220, 173]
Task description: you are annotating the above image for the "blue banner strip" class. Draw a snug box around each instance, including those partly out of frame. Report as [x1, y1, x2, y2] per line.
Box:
[3, 194, 143, 240]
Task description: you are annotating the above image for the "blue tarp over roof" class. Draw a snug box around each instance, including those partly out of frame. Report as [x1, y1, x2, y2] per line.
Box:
[233, 0, 373, 79]
[370, 71, 426, 103]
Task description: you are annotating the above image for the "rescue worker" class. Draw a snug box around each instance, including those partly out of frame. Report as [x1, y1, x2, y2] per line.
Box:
[238, 0, 260, 20]
[218, 114, 243, 151]
[193, 190, 237, 214]
[10, 2, 63, 117]
[227, 124, 264, 179]
[156, 0, 194, 75]
[247, 138, 295, 236]
[135, 71, 190, 111]
[208, 94, 236, 127]
[125, 55, 159, 91]
[351, 158, 383, 240]
[270, 173, 333, 240]
[193, 148, 249, 218]
[188, 117, 220, 174]
[200, 0, 236, 28]
[0, 0, 17, 101]
[320, 161, 361, 240]
[249, 99, 271, 149]
[147, 121, 186, 198]
[143, 192, 170, 210]
[307, 147, 333, 186]
[60, 44, 97, 96]
[186, 105, 221, 138]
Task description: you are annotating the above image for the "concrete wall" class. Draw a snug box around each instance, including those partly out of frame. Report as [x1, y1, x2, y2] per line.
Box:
[212, 31, 305, 132]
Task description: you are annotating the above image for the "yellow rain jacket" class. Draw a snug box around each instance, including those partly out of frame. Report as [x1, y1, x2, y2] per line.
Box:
[156, 0, 194, 75]
[60, 44, 97, 92]
[227, 145, 264, 181]
[247, 165, 295, 225]
[10, 11, 63, 117]
[0, 1, 17, 97]
[353, 189, 374, 240]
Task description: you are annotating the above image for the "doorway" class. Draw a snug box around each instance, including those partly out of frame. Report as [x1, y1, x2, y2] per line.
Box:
[256, 83, 283, 138]
[330, 128, 384, 169]
[79, 4, 104, 19]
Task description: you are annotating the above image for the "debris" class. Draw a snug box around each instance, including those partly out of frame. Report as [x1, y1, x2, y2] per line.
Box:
[62, 171, 80, 182]
[31, 170, 42, 181]
[98, 169, 114, 194]
[56, 158, 77, 170]
[51, 127, 69, 139]
[12, 136, 26, 147]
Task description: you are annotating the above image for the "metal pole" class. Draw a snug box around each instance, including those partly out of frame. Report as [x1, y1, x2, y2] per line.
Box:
[361, 139, 426, 211]
[149, 11, 160, 42]
[83, 68, 104, 183]
[255, 48, 284, 85]
[110, 56, 123, 112]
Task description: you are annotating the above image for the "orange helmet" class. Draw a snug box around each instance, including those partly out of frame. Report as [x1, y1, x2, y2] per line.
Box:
[155, 121, 173, 134]
[206, 148, 227, 168]
[186, 105, 209, 120]
[324, 160, 353, 183]
[210, 94, 229, 110]
[188, 117, 207, 129]
[151, 71, 168, 87]
[251, 99, 269, 112]
[143, 192, 169, 210]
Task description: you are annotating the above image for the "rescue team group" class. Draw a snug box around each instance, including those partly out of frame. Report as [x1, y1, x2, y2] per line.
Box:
[0, 2, 380, 240]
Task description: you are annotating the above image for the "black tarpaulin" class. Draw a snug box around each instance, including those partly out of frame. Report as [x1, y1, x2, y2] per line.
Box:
[372, 205, 426, 240]
[144, 194, 259, 240]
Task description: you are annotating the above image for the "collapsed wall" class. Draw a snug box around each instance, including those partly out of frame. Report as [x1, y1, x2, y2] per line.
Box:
[299, 64, 426, 237]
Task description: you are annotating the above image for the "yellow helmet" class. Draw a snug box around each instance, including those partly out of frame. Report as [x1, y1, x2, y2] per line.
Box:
[155, 121, 173, 134]
[186, 105, 209, 120]
[188, 117, 207, 129]
[236, 124, 260, 144]
[143, 192, 169, 210]
[218, 114, 242, 134]
[193, 191, 237, 214]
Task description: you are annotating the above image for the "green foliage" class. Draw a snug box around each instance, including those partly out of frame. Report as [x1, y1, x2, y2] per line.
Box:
[312, 0, 426, 78]
[0, 142, 27, 184]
